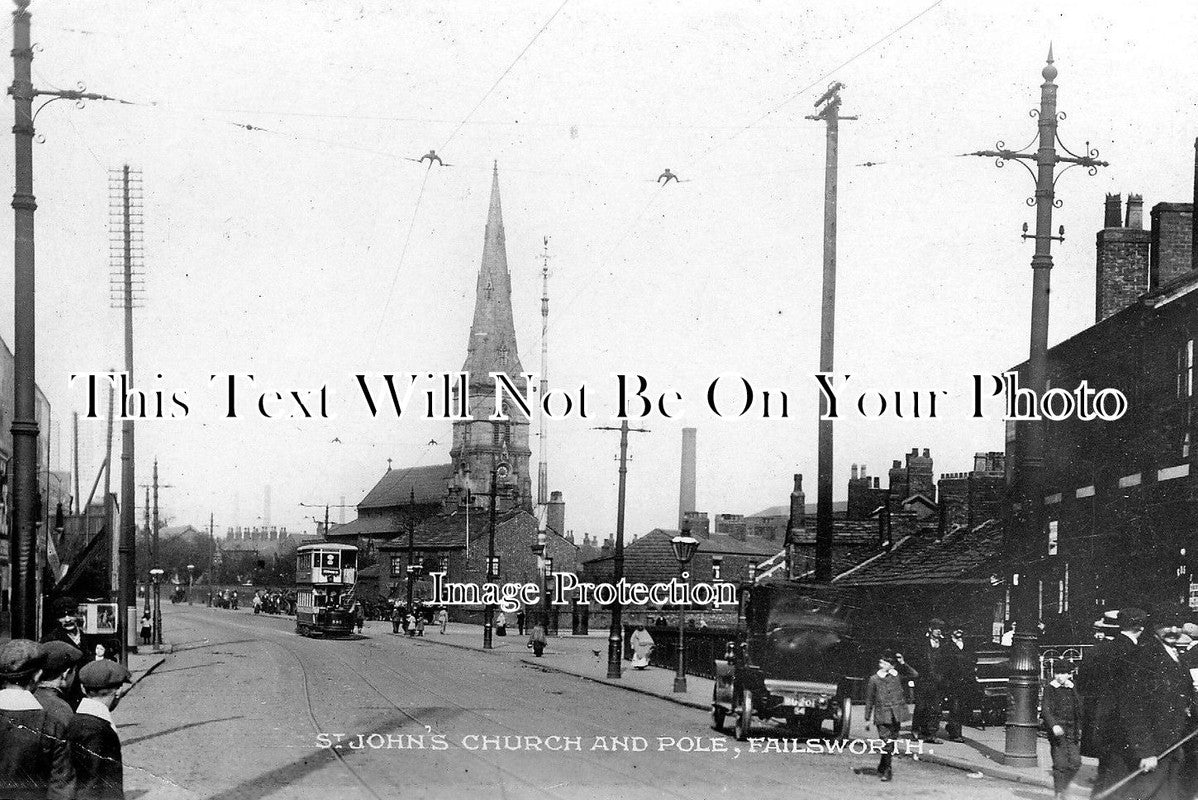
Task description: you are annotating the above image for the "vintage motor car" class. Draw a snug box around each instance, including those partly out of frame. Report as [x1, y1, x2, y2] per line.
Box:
[712, 581, 859, 740]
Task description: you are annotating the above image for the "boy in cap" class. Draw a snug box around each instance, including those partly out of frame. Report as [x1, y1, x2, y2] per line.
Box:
[1041, 658, 1081, 800]
[68, 659, 132, 800]
[35, 641, 83, 727]
[0, 638, 76, 800]
[862, 651, 918, 782]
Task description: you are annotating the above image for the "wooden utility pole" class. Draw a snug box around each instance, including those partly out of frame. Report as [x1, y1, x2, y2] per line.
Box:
[208, 512, 216, 604]
[72, 412, 80, 515]
[152, 459, 161, 646]
[805, 83, 855, 583]
[593, 420, 649, 678]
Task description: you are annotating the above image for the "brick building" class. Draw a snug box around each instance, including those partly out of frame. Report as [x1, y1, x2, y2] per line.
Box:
[1009, 189, 1195, 641]
[581, 528, 777, 590]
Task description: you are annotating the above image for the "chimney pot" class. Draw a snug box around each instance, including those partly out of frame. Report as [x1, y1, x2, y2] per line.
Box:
[1126, 194, 1144, 229]
[892, 460, 902, 469]
[1104, 193, 1122, 228]
[922, 448, 930, 458]
[851, 464, 858, 480]
[793, 474, 802, 492]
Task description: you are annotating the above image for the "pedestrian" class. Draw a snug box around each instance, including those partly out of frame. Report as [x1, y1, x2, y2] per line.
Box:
[437, 607, 449, 634]
[528, 620, 547, 657]
[43, 597, 84, 650]
[391, 603, 403, 635]
[1102, 605, 1193, 800]
[629, 625, 654, 670]
[911, 617, 947, 743]
[1041, 659, 1081, 800]
[139, 611, 152, 646]
[495, 610, 507, 637]
[252, 592, 262, 615]
[69, 658, 132, 800]
[516, 608, 526, 636]
[942, 626, 976, 742]
[231, 591, 239, 610]
[36, 641, 83, 727]
[0, 639, 76, 800]
[353, 601, 365, 634]
[862, 651, 917, 783]
[1087, 607, 1146, 795]
[415, 614, 425, 637]
[406, 612, 417, 637]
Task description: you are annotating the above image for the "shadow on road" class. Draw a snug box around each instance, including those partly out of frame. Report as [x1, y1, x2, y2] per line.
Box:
[125, 716, 245, 747]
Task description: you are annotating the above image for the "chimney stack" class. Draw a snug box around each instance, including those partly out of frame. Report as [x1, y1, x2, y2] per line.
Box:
[851, 463, 858, 480]
[678, 428, 697, 529]
[547, 490, 565, 537]
[1096, 191, 1151, 322]
[1104, 193, 1122, 228]
[789, 474, 806, 531]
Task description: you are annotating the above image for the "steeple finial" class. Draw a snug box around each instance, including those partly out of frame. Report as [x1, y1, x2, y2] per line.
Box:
[1042, 44, 1057, 82]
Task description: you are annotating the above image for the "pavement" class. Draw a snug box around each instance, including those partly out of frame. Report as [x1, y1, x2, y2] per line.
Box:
[415, 620, 1098, 793]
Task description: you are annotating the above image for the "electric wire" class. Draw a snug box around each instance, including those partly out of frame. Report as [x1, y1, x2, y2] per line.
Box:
[438, 0, 571, 151]
[366, 163, 435, 363]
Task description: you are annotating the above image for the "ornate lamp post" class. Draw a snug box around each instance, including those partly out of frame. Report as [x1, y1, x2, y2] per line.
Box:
[186, 564, 195, 605]
[671, 529, 699, 693]
[482, 459, 510, 650]
[965, 47, 1107, 767]
[531, 530, 553, 633]
[149, 568, 164, 648]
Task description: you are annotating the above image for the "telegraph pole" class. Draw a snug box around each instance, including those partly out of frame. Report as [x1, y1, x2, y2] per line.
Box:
[152, 459, 161, 646]
[805, 83, 855, 583]
[209, 512, 216, 604]
[593, 420, 649, 678]
[7, 0, 129, 638]
[965, 46, 1107, 768]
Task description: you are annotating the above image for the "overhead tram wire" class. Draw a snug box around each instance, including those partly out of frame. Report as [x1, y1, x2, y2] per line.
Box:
[366, 162, 436, 364]
[690, 0, 948, 167]
[437, 0, 571, 152]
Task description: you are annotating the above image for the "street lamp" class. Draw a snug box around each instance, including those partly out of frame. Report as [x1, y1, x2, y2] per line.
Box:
[186, 564, 195, 605]
[406, 563, 424, 611]
[671, 529, 700, 693]
[483, 459, 510, 650]
[149, 568, 164, 649]
[531, 530, 552, 633]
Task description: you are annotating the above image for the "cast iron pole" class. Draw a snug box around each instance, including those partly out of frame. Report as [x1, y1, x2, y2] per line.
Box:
[965, 46, 1107, 768]
[8, 0, 38, 639]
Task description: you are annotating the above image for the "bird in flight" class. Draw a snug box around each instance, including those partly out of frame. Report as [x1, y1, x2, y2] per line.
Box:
[406, 149, 452, 167]
[657, 168, 679, 185]
[331, 437, 342, 443]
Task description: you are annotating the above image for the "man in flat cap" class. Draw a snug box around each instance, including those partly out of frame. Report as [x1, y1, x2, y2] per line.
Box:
[35, 641, 82, 728]
[1087, 607, 1146, 794]
[0, 638, 76, 800]
[911, 617, 948, 742]
[68, 658, 131, 800]
[42, 597, 83, 650]
[1103, 605, 1195, 800]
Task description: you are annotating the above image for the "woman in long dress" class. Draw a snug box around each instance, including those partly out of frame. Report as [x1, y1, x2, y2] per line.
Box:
[630, 625, 654, 670]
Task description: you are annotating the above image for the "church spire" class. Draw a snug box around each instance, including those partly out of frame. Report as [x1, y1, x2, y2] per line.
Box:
[464, 163, 523, 380]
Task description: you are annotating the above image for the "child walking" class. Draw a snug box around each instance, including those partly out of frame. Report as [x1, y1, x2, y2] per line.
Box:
[863, 651, 918, 782]
[1042, 659, 1082, 800]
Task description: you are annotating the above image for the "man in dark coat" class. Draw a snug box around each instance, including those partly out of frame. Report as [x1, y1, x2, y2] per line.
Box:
[1086, 607, 1146, 795]
[35, 641, 82, 728]
[68, 659, 132, 800]
[912, 618, 948, 742]
[1102, 606, 1194, 800]
[0, 639, 76, 800]
[1079, 611, 1121, 758]
[942, 626, 977, 742]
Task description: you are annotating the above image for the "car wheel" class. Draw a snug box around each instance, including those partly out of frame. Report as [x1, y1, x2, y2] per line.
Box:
[734, 689, 753, 741]
[831, 697, 852, 740]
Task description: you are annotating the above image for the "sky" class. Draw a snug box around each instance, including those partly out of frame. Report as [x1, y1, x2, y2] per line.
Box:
[7, 0, 1197, 542]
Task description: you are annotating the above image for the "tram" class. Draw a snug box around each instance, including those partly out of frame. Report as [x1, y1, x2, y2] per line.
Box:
[295, 543, 358, 637]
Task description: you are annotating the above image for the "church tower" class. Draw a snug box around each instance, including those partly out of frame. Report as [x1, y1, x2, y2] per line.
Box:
[450, 164, 533, 510]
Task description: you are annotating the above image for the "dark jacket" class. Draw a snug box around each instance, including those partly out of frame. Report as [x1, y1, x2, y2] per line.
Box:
[34, 686, 75, 730]
[865, 664, 918, 726]
[67, 711, 124, 800]
[0, 702, 76, 800]
[1041, 681, 1082, 739]
[1080, 632, 1140, 756]
[912, 641, 949, 698]
[1110, 638, 1195, 762]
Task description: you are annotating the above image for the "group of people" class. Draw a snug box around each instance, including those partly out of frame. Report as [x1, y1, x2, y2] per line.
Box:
[1060, 604, 1198, 800]
[389, 603, 449, 637]
[0, 636, 132, 799]
[208, 590, 239, 610]
[250, 590, 296, 616]
[910, 618, 979, 744]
